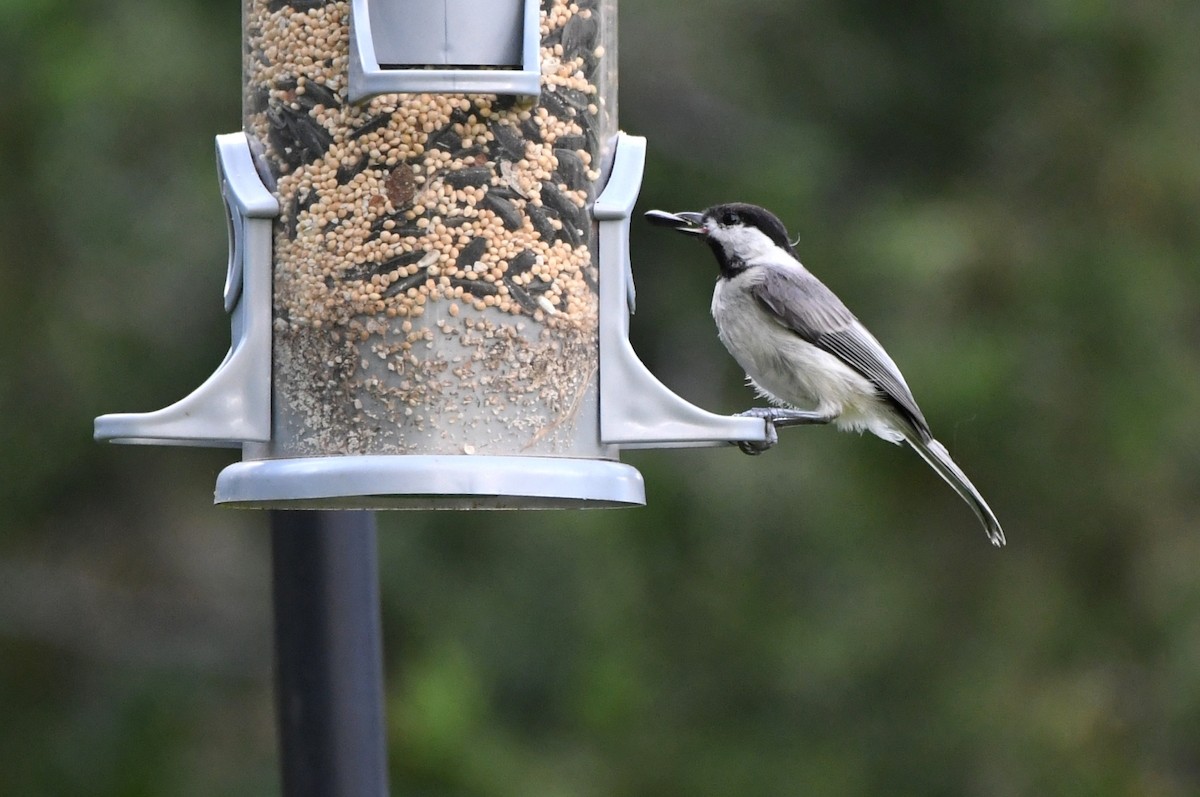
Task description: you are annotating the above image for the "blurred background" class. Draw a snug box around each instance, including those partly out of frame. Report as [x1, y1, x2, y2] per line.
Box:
[3, 0, 1200, 794]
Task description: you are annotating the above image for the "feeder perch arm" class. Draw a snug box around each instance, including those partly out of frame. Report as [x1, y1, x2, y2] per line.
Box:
[595, 134, 770, 449]
[93, 133, 275, 447]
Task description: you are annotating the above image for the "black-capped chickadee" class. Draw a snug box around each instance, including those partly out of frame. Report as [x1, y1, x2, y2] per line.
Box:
[647, 203, 1004, 547]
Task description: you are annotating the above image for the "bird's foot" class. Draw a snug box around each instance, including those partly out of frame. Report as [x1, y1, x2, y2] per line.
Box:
[733, 407, 834, 456]
[736, 418, 778, 455]
[735, 407, 777, 455]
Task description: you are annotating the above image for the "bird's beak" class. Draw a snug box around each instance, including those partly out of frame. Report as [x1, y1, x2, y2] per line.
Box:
[644, 210, 706, 235]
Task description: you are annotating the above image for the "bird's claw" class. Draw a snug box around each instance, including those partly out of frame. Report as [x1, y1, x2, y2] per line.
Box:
[732, 406, 835, 455]
[737, 436, 775, 455]
[735, 409, 779, 455]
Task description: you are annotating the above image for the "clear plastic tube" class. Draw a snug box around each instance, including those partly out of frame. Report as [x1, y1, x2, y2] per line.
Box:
[242, 0, 617, 458]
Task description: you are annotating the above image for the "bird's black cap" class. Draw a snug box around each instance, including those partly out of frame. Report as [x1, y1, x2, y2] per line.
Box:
[645, 204, 796, 256]
[703, 203, 796, 255]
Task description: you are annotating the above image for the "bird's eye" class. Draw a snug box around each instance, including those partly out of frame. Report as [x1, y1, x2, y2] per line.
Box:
[720, 210, 740, 226]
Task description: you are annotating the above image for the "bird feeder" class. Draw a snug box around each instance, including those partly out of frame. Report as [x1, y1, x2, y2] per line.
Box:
[94, 0, 768, 508]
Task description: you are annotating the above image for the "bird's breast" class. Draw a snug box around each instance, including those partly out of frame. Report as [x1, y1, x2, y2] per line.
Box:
[711, 274, 878, 414]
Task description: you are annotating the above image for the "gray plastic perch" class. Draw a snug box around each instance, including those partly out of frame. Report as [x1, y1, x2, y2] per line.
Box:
[93, 133, 274, 447]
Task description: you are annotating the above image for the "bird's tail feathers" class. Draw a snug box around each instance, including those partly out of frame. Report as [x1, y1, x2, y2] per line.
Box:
[905, 435, 1005, 547]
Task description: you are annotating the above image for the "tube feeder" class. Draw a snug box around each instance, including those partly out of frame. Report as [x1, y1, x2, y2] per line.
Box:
[94, 0, 768, 509]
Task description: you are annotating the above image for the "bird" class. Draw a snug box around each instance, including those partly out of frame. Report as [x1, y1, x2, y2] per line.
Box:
[646, 202, 1005, 546]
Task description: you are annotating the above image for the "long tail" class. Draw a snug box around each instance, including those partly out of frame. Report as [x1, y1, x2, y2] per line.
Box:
[905, 435, 1005, 547]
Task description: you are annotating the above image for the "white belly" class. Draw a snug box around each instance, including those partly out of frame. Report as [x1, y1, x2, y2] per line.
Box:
[711, 276, 902, 441]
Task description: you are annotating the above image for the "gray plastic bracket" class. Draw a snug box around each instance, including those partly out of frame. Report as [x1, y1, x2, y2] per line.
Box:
[348, 0, 541, 104]
[93, 132, 276, 447]
[595, 134, 769, 449]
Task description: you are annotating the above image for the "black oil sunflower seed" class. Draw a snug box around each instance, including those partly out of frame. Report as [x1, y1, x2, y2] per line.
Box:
[556, 88, 592, 113]
[487, 185, 523, 201]
[449, 277, 499, 297]
[426, 124, 461, 154]
[454, 146, 488, 163]
[349, 114, 392, 141]
[504, 277, 540, 314]
[539, 182, 585, 227]
[558, 219, 586, 248]
[539, 90, 572, 121]
[268, 102, 332, 169]
[555, 134, 587, 152]
[455, 237, 489, 269]
[301, 81, 340, 110]
[553, 148, 588, 187]
[561, 14, 598, 56]
[370, 214, 425, 237]
[268, 0, 329, 10]
[579, 52, 600, 82]
[481, 192, 523, 230]
[520, 115, 543, 143]
[506, 249, 538, 276]
[582, 124, 601, 162]
[342, 250, 427, 283]
[249, 85, 270, 114]
[525, 204, 559, 244]
[444, 166, 492, 190]
[382, 270, 432, 298]
[491, 123, 526, 160]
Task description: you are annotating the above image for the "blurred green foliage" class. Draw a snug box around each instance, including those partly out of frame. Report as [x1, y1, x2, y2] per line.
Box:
[2, 0, 1200, 794]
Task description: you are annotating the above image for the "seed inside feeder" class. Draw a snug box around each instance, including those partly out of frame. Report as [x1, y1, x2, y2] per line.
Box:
[243, 0, 616, 458]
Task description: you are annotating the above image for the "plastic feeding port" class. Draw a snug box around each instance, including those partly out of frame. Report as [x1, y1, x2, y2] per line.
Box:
[349, 0, 542, 102]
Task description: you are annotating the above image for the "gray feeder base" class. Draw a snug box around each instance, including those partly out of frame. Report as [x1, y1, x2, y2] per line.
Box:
[215, 454, 646, 510]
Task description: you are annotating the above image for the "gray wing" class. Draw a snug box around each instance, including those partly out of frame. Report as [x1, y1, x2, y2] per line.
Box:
[750, 267, 931, 436]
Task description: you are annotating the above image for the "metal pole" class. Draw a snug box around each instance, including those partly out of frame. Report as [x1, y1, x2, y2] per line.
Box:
[270, 510, 390, 797]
